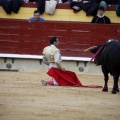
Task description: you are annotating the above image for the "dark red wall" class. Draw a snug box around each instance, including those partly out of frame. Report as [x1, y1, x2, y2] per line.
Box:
[0, 19, 120, 57]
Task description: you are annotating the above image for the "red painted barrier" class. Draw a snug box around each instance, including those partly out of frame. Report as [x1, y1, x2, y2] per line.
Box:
[0, 19, 120, 57]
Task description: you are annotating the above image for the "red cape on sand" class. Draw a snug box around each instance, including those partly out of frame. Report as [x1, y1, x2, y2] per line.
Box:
[47, 67, 102, 88]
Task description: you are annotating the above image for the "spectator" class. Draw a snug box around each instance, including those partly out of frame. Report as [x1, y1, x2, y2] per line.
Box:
[28, 10, 45, 22]
[91, 6, 111, 24]
[70, 0, 99, 16]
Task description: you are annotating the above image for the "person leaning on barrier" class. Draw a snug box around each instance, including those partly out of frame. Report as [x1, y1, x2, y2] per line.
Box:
[28, 10, 45, 22]
[91, 6, 111, 24]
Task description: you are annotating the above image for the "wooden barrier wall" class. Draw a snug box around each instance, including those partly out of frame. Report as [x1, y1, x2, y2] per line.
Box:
[0, 19, 120, 57]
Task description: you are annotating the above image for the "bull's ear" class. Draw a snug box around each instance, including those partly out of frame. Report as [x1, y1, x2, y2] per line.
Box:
[84, 46, 97, 52]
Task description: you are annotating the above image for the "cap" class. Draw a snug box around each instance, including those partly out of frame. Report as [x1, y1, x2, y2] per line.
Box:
[99, 1, 107, 10]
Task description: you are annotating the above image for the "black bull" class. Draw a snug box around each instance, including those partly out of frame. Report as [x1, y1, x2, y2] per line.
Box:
[86, 39, 120, 94]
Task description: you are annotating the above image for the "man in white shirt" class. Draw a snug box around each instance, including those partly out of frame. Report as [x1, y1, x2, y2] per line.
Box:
[41, 36, 65, 86]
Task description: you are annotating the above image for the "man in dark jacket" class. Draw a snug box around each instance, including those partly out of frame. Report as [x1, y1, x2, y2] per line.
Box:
[91, 6, 111, 24]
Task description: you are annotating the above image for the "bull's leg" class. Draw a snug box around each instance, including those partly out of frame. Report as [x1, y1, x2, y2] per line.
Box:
[102, 66, 109, 92]
[112, 74, 119, 94]
[102, 74, 109, 92]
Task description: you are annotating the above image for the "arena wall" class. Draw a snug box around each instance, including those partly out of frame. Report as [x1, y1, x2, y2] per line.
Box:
[0, 57, 102, 74]
[0, 2, 119, 74]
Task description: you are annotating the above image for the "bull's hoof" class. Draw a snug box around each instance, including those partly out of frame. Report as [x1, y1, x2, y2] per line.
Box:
[112, 89, 119, 94]
[102, 88, 108, 92]
[116, 89, 119, 92]
[111, 90, 117, 94]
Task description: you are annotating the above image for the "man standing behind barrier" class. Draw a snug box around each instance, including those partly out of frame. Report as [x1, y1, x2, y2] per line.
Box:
[91, 6, 111, 24]
[29, 10, 45, 22]
[41, 36, 65, 86]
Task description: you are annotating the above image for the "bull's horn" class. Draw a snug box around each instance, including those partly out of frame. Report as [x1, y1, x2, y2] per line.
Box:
[84, 46, 97, 52]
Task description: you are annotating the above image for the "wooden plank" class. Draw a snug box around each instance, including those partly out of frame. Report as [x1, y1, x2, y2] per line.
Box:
[0, 35, 21, 41]
[0, 19, 21, 28]
[0, 47, 19, 54]
[21, 21, 46, 30]
[0, 41, 20, 47]
[0, 28, 21, 35]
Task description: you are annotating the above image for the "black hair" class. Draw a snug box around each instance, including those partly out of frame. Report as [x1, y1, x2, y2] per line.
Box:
[34, 10, 40, 14]
[50, 36, 57, 44]
[98, 6, 105, 11]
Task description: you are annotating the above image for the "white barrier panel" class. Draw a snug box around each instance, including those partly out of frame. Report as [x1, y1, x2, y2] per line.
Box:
[0, 54, 91, 61]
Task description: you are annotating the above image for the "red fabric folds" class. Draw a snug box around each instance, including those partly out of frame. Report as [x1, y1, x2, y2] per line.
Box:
[47, 67, 102, 88]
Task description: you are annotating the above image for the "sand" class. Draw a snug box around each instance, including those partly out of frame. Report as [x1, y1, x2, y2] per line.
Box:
[0, 71, 120, 120]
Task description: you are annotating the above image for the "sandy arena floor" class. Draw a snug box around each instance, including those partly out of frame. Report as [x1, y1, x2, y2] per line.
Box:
[0, 70, 120, 120]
